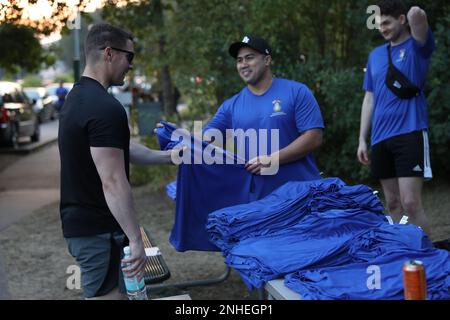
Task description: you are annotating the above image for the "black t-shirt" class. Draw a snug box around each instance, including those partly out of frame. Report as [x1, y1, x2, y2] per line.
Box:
[58, 76, 130, 237]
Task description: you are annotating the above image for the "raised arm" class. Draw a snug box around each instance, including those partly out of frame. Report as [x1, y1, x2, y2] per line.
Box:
[407, 6, 429, 46]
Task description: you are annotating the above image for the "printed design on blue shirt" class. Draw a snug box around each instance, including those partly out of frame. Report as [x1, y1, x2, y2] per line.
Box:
[396, 48, 407, 63]
[270, 99, 286, 117]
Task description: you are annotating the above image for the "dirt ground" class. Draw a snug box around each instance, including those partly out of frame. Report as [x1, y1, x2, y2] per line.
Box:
[0, 179, 448, 300]
[0, 186, 258, 300]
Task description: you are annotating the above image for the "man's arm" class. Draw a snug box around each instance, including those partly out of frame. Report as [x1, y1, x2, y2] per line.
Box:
[90, 147, 145, 277]
[130, 140, 173, 165]
[408, 6, 429, 46]
[245, 128, 323, 175]
[276, 129, 323, 165]
[357, 91, 374, 166]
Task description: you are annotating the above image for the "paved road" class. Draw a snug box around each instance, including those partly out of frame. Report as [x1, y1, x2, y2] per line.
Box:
[0, 120, 59, 155]
[0, 120, 59, 299]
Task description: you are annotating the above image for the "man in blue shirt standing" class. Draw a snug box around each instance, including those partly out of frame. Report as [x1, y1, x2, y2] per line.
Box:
[357, 0, 435, 235]
[205, 35, 324, 197]
[55, 80, 69, 111]
[154, 36, 324, 251]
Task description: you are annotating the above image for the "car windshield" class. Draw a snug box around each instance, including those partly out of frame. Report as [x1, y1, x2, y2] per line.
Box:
[46, 87, 57, 96]
[24, 90, 40, 100]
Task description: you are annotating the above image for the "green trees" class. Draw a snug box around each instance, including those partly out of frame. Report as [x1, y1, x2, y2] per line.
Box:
[426, 8, 450, 179]
[0, 24, 44, 73]
[0, 0, 90, 75]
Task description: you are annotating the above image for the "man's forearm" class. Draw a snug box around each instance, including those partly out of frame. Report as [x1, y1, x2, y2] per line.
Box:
[408, 7, 429, 46]
[359, 92, 374, 143]
[130, 141, 172, 165]
[102, 177, 142, 243]
[274, 129, 323, 165]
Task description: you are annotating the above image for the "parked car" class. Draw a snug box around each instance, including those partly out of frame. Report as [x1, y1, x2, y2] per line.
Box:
[0, 81, 40, 148]
[44, 82, 74, 116]
[23, 87, 49, 123]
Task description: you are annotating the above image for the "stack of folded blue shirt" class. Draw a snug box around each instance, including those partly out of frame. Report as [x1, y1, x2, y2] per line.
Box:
[207, 178, 344, 252]
[206, 178, 384, 253]
[205, 179, 450, 299]
[284, 224, 450, 300]
[222, 208, 388, 289]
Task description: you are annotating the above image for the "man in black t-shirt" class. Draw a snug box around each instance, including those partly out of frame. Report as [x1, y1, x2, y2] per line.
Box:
[58, 24, 175, 299]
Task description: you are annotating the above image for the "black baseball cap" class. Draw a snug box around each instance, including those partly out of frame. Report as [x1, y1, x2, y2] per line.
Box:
[229, 35, 272, 58]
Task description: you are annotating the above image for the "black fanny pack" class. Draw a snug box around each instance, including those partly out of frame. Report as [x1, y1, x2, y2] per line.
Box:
[385, 45, 421, 99]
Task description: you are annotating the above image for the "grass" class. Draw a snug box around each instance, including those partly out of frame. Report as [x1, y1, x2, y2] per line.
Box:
[421, 179, 450, 241]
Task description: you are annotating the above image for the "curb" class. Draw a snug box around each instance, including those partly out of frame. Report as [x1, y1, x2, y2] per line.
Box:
[0, 137, 58, 155]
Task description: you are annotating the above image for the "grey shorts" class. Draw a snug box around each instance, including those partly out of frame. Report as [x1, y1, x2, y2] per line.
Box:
[66, 231, 127, 298]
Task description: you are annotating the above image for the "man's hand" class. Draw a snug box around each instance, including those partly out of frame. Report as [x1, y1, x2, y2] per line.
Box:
[153, 121, 177, 134]
[245, 155, 272, 175]
[357, 140, 371, 166]
[121, 239, 147, 278]
[407, 6, 426, 23]
[169, 145, 187, 165]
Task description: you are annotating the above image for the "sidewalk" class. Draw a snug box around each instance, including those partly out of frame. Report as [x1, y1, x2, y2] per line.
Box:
[0, 121, 59, 299]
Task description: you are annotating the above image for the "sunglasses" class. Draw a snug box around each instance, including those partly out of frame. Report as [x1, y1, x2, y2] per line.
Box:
[101, 46, 134, 64]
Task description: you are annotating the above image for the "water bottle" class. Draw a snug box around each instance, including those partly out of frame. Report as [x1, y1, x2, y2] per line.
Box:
[122, 246, 148, 300]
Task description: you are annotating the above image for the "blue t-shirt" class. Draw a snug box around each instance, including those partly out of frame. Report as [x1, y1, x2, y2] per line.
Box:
[205, 77, 324, 182]
[363, 30, 435, 146]
[56, 86, 69, 107]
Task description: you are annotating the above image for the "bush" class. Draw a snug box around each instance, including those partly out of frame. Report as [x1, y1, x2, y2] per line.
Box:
[426, 12, 450, 179]
[21, 74, 43, 87]
[309, 68, 371, 183]
[54, 73, 74, 84]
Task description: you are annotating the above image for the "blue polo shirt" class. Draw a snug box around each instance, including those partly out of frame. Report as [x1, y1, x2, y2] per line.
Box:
[363, 30, 435, 146]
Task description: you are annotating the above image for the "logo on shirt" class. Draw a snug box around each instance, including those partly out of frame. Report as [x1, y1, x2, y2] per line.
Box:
[270, 99, 286, 118]
[396, 49, 406, 62]
[273, 100, 282, 112]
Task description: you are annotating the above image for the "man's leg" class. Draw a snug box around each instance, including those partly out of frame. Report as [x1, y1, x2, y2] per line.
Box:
[66, 233, 127, 300]
[380, 178, 404, 222]
[398, 177, 431, 236]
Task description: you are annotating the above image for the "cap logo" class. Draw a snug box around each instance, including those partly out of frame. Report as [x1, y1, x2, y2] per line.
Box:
[242, 36, 250, 43]
[265, 49, 269, 54]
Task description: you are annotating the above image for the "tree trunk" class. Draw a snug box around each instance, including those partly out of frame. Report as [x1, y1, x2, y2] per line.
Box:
[154, 0, 177, 118]
[159, 63, 177, 117]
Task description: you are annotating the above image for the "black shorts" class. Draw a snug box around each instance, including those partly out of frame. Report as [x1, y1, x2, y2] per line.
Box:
[66, 231, 128, 298]
[371, 130, 432, 180]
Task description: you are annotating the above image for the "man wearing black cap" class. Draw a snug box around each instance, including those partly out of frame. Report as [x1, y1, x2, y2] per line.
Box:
[205, 35, 324, 198]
